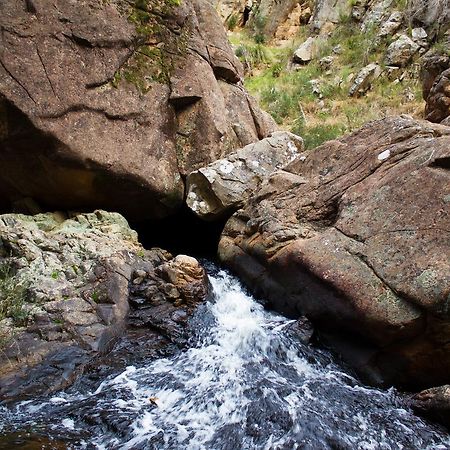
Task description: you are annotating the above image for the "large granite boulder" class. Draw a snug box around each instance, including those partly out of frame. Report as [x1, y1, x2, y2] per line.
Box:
[186, 131, 304, 220]
[0, 0, 275, 220]
[218, 116, 450, 389]
[0, 211, 210, 401]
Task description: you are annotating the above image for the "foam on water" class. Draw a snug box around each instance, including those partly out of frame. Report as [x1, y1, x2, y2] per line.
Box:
[1, 268, 449, 449]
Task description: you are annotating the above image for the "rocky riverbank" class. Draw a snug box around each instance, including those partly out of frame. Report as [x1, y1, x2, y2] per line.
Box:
[0, 211, 210, 402]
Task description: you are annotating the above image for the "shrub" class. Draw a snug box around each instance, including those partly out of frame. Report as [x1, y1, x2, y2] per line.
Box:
[0, 262, 29, 326]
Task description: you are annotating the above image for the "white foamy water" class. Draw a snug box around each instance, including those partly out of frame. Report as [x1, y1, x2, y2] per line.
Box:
[1, 268, 450, 449]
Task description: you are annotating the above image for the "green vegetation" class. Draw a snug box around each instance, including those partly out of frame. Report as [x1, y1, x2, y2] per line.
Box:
[51, 270, 60, 280]
[111, 0, 185, 92]
[232, 19, 422, 150]
[0, 262, 29, 326]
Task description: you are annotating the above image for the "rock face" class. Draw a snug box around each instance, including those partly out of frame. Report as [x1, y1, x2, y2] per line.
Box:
[218, 116, 450, 389]
[311, 0, 351, 31]
[0, 0, 275, 220]
[186, 132, 304, 220]
[425, 68, 450, 123]
[0, 211, 210, 401]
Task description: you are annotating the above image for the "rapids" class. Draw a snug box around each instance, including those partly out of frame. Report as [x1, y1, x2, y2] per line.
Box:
[1, 266, 449, 449]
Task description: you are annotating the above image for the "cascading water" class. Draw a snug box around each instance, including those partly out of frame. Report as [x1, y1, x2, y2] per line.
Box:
[1, 266, 449, 449]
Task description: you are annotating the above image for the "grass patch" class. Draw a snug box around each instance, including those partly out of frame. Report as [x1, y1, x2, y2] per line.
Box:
[236, 21, 423, 150]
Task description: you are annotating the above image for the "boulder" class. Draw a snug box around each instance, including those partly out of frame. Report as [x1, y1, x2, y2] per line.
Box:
[411, 27, 428, 45]
[385, 35, 420, 67]
[413, 385, 450, 429]
[0, 211, 210, 401]
[0, 0, 275, 220]
[421, 51, 450, 101]
[377, 11, 403, 38]
[425, 68, 450, 123]
[186, 132, 304, 220]
[218, 116, 450, 389]
[292, 37, 319, 64]
[349, 63, 382, 97]
[386, 34, 421, 67]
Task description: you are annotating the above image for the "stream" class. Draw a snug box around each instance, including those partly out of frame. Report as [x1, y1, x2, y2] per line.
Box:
[1, 266, 449, 449]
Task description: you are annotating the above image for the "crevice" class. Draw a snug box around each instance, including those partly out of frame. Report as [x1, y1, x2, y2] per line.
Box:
[37, 104, 141, 121]
[0, 58, 37, 105]
[430, 156, 450, 170]
[35, 43, 60, 100]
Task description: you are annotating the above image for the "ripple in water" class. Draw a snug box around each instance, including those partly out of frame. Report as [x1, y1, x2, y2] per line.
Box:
[1, 268, 449, 449]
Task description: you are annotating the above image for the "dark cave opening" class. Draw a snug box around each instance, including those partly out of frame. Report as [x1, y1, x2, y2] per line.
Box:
[242, 6, 252, 26]
[130, 204, 229, 259]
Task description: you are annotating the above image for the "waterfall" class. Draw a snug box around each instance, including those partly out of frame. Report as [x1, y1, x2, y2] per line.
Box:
[1, 267, 449, 449]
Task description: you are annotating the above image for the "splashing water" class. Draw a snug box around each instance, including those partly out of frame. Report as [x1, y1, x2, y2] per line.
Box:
[1, 268, 449, 449]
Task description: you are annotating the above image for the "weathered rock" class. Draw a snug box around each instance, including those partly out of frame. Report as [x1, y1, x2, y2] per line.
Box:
[0, 211, 210, 401]
[413, 385, 450, 429]
[421, 51, 450, 101]
[378, 11, 403, 38]
[186, 132, 304, 220]
[319, 56, 335, 70]
[406, 0, 450, 30]
[385, 35, 420, 67]
[412, 27, 428, 43]
[248, 0, 303, 38]
[349, 63, 382, 97]
[311, 0, 351, 31]
[0, 0, 275, 219]
[218, 116, 450, 389]
[292, 37, 319, 64]
[425, 68, 450, 123]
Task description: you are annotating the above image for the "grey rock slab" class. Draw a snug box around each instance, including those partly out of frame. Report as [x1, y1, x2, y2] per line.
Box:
[186, 132, 304, 220]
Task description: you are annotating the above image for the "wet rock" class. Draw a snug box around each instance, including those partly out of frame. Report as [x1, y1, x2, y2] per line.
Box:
[284, 317, 314, 344]
[293, 37, 319, 64]
[0, 211, 210, 401]
[0, 0, 274, 220]
[128, 254, 211, 345]
[186, 132, 304, 220]
[349, 63, 382, 97]
[413, 385, 450, 429]
[425, 68, 450, 123]
[219, 116, 450, 389]
[385, 35, 420, 67]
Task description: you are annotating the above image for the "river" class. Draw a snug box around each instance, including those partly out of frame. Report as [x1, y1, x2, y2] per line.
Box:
[1, 266, 449, 449]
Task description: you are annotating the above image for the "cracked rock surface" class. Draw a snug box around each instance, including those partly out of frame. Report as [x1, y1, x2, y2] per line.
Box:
[0, 0, 275, 220]
[0, 210, 210, 402]
[218, 116, 450, 389]
[186, 131, 304, 220]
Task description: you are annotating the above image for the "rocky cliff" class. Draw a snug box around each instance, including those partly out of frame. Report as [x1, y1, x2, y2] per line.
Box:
[0, 0, 276, 220]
